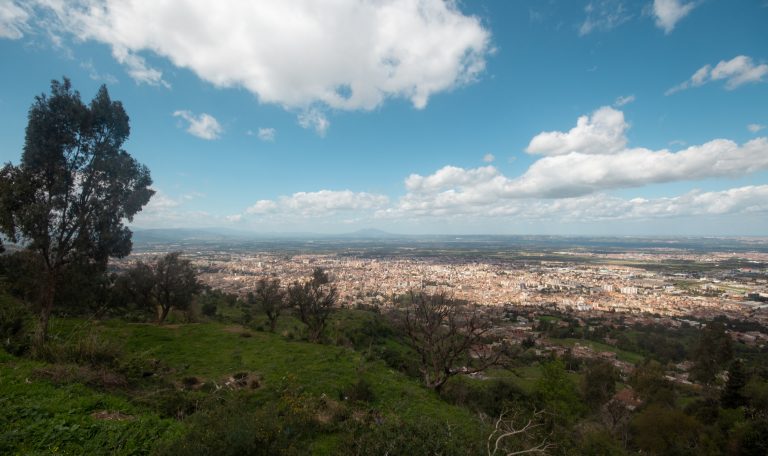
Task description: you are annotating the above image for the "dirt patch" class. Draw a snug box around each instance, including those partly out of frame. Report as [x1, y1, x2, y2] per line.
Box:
[91, 410, 134, 421]
[221, 325, 247, 334]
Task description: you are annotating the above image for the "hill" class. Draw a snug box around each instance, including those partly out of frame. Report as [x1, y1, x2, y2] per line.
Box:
[0, 303, 489, 455]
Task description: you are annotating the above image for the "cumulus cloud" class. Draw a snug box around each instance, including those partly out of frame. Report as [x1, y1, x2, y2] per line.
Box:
[397, 106, 768, 208]
[578, 0, 631, 36]
[526, 106, 628, 156]
[614, 94, 635, 107]
[0, 0, 29, 39]
[748, 123, 766, 133]
[257, 127, 276, 142]
[667, 56, 768, 94]
[242, 190, 389, 219]
[377, 184, 768, 222]
[652, 0, 696, 34]
[173, 110, 223, 140]
[482, 153, 495, 163]
[19, 0, 490, 130]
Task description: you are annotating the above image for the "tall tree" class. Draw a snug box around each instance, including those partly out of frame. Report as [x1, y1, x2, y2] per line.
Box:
[288, 268, 337, 342]
[0, 78, 153, 343]
[250, 277, 286, 332]
[400, 291, 499, 391]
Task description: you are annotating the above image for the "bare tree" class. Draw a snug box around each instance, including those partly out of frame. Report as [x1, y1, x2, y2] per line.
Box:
[487, 409, 554, 456]
[288, 268, 337, 342]
[400, 291, 500, 391]
[250, 277, 286, 332]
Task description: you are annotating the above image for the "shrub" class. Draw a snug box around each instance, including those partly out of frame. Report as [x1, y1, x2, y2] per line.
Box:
[32, 331, 123, 367]
[154, 397, 318, 455]
[345, 415, 483, 455]
[0, 294, 33, 355]
[342, 378, 375, 404]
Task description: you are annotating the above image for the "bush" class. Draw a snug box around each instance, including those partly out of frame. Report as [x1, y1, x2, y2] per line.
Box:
[32, 331, 123, 367]
[342, 378, 375, 404]
[154, 396, 318, 455]
[0, 294, 33, 356]
[345, 415, 483, 455]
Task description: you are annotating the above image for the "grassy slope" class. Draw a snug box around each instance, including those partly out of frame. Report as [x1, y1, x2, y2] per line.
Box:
[2, 310, 486, 454]
[0, 351, 182, 455]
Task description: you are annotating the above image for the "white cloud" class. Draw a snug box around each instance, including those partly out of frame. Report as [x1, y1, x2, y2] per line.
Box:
[298, 108, 330, 136]
[748, 123, 766, 133]
[652, 0, 696, 34]
[578, 0, 631, 36]
[257, 127, 276, 142]
[396, 107, 768, 208]
[242, 190, 389, 219]
[80, 60, 118, 84]
[514, 137, 768, 197]
[526, 106, 628, 156]
[173, 110, 223, 140]
[614, 94, 635, 107]
[482, 153, 495, 163]
[0, 0, 29, 39]
[377, 184, 768, 222]
[405, 165, 500, 194]
[667, 56, 768, 94]
[24, 0, 490, 126]
[111, 46, 170, 87]
[245, 200, 279, 215]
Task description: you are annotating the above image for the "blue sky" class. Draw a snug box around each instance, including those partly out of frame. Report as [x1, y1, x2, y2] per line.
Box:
[1, 0, 767, 235]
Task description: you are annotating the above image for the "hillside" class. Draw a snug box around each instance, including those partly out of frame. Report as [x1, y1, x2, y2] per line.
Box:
[0, 304, 490, 455]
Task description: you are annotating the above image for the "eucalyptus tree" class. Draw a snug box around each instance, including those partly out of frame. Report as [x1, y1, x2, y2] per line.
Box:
[0, 78, 154, 342]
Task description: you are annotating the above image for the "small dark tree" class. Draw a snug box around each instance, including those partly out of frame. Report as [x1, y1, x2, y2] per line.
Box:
[581, 359, 618, 411]
[249, 278, 285, 332]
[721, 359, 747, 409]
[400, 291, 499, 391]
[690, 321, 733, 385]
[288, 268, 337, 342]
[153, 252, 201, 324]
[0, 78, 153, 343]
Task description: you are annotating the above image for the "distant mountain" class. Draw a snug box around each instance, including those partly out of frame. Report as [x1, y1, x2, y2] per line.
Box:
[336, 228, 401, 239]
[130, 227, 402, 244]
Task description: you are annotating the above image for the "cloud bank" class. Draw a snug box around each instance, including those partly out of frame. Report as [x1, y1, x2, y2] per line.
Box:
[14, 0, 491, 133]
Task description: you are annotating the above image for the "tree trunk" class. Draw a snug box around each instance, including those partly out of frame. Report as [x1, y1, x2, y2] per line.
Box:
[35, 270, 57, 346]
[269, 317, 277, 332]
[158, 305, 170, 324]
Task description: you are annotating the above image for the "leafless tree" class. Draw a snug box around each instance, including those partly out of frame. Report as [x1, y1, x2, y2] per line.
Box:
[400, 291, 500, 391]
[487, 409, 554, 456]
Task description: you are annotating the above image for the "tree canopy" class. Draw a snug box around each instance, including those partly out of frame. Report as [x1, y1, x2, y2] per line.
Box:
[0, 78, 153, 342]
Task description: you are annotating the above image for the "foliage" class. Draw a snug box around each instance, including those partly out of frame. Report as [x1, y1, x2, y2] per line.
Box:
[690, 321, 733, 385]
[117, 252, 201, 323]
[581, 359, 618, 410]
[0, 78, 153, 343]
[630, 404, 704, 455]
[535, 359, 583, 422]
[630, 359, 676, 407]
[0, 292, 34, 355]
[249, 277, 286, 332]
[288, 268, 337, 342]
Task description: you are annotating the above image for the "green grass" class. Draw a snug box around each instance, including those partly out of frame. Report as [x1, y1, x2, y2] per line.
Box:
[550, 337, 645, 364]
[0, 354, 182, 455]
[3, 310, 488, 454]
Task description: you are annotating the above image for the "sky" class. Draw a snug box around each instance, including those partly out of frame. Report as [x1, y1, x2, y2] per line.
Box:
[0, 0, 767, 235]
